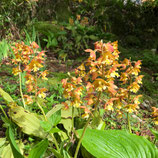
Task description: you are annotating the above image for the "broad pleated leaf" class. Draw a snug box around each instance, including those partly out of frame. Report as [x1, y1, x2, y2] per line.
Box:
[9, 106, 49, 140]
[0, 144, 14, 158]
[77, 129, 158, 158]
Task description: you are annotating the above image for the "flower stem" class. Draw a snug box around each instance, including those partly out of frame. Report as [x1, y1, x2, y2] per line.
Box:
[36, 101, 60, 152]
[127, 112, 131, 133]
[50, 133, 60, 153]
[74, 114, 92, 158]
[19, 64, 26, 108]
[127, 75, 132, 133]
[0, 104, 8, 120]
[35, 73, 38, 101]
[35, 71, 60, 152]
[72, 106, 74, 132]
[74, 92, 101, 158]
[37, 101, 47, 121]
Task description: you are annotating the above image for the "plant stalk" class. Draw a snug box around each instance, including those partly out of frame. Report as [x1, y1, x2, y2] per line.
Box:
[127, 75, 132, 133]
[74, 114, 92, 158]
[19, 64, 26, 108]
[37, 101, 48, 121]
[35, 73, 38, 101]
[36, 101, 60, 152]
[127, 112, 131, 133]
[0, 104, 8, 119]
[35, 71, 60, 152]
[74, 91, 102, 158]
[72, 106, 74, 132]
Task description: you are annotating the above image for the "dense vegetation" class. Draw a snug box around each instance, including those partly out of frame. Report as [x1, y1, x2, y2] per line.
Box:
[0, 0, 158, 157]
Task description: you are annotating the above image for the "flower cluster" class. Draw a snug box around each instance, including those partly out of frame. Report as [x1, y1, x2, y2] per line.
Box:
[62, 41, 143, 117]
[69, 15, 89, 26]
[12, 42, 48, 105]
[152, 107, 158, 125]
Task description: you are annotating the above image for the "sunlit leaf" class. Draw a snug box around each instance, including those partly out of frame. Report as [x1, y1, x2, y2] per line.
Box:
[49, 109, 61, 126]
[49, 127, 61, 133]
[0, 88, 15, 106]
[9, 106, 49, 140]
[40, 121, 52, 132]
[77, 129, 158, 158]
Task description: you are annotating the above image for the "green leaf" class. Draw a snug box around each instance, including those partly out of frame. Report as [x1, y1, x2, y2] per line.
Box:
[58, 131, 68, 141]
[9, 106, 49, 140]
[61, 105, 78, 118]
[49, 109, 61, 126]
[28, 139, 48, 158]
[0, 138, 6, 147]
[90, 111, 103, 129]
[0, 87, 15, 106]
[49, 127, 61, 134]
[77, 129, 158, 158]
[1, 144, 14, 158]
[40, 121, 52, 132]
[60, 119, 72, 133]
[87, 35, 98, 41]
[96, 121, 106, 130]
[6, 127, 24, 158]
[63, 150, 71, 158]
[150, 128, 158, 140]
[51, 38, 58, 47]
[46, 104, 63, 118]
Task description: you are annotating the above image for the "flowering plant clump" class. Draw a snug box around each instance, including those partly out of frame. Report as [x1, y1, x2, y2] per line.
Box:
[62, 41, 143, 121]
[11, 41, 48, 107]
[1, 40, 158, 158]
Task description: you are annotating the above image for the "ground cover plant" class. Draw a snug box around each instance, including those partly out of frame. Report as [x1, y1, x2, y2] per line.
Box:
[0, 40, 158, 158]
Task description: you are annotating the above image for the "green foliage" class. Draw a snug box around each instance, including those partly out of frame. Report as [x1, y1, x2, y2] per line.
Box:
[6, 127, 24, 158]
[0, 39, 10, 62]
[34, 21, 61, 38]
[0, 31, 158, 158]
[77, 128, 158, 158]
[34, 19, 98, 58]
[23, 27, 40, 47]
[150, 128, 158, 142]
[28, 139, 48, 158]
[9, 106, 48, 139]
[0, 87, 15, 105]
[41, 109, 61, 132]
[0, 0, 36, 39]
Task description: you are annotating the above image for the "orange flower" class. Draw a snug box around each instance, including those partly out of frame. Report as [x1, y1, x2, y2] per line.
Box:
[69, 18, 74, 25]
[129, 82, 140, 93]
[12, 67, 21, 76]
[41, 70, 48, 80]
[152, 107, 158, 125]
[31, 41, 39, 49]
[76, 15, 81, 20]
[61, 78, 68, 88]
[24, 95, 33, 105]
[38, 88, 47, 98]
